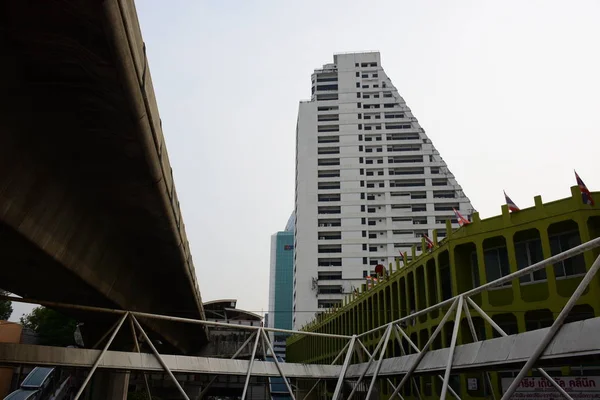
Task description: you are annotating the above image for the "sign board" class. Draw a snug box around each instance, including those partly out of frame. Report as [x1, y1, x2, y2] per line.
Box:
[467, 378, 478, 391]
[501, 376, 600, 399]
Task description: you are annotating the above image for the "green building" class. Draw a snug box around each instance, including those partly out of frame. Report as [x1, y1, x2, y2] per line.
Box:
[287, 187, 600, 398]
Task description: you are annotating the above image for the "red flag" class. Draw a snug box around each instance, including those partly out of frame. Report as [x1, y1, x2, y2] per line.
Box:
[575, 171, 595, 206]
[504, 191, 520, 212]
[423, 234, 434, 250]
[453, 208, 470, 226]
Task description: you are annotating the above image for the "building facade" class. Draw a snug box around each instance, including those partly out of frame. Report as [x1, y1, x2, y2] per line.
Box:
[293, 52, 473, 329]
[287, 188, 600, 399]
[268, 218, 295, 359]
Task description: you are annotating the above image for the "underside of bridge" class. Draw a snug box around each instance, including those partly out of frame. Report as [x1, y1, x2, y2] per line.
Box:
[0, 0, 206, 352]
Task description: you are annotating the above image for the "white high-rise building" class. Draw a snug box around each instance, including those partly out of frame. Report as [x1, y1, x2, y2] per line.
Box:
[293, 52, 474, 329]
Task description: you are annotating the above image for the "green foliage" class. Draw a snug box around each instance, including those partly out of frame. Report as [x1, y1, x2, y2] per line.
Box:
[20, 306, 76, 346]
[0, 290, 13, 320]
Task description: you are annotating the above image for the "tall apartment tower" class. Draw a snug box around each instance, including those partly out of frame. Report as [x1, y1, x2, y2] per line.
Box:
[293, 52, 474, 329]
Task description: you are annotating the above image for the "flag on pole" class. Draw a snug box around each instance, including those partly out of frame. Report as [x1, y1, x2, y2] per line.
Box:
[504, 191, 520, 212]
[423, 234, 434, 250]
[575, 171, 595, 206]
[453, 208, 470, 226]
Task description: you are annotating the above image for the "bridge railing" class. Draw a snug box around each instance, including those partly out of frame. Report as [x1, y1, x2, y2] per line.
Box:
[2, 236, 600, 400]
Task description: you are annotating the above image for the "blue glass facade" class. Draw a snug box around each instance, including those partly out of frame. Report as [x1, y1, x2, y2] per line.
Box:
[272, 231, 294, 332]
[268, 230, 294, 399]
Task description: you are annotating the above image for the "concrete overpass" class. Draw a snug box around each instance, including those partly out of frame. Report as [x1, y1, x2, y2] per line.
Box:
[0, 0, 206, 352]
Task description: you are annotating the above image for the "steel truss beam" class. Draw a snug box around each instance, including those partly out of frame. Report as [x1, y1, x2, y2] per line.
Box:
[0, 237, 597, 399]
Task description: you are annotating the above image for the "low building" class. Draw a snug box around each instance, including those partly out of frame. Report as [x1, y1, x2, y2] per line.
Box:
[200, 299, 263, 359]
[287, 187, 600, 399]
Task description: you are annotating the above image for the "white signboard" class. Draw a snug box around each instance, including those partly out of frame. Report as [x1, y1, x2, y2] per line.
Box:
[467, 378, 478, 391]
[502, 376, 600, 399]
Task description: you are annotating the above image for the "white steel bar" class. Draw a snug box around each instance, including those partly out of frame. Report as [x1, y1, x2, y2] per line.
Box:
[242, 327, 262, 400]
[348, 325, 393, 400]
[198, 331, 258, 399]
[466, 297, 575, 400]
[92, 317, 123, 349]
[366, 325, 393, 399]
[0, 295, 352, 340]
[461, 300, 495, 400]
[303, 340, 352, 400]
[482, 256, 600, 400]
[391, 326, 421, 400]
[131, 315, 190, 400]
[393, 325, 462, 400]
[356, 339, 405, 400]
[132, 310, 352, 339]
[388, 298, 459, 400]
[129, 317, 152, 400]
[440, 296, 463, 399]
[332, 335, 357, 400]
[260, 329, 296, 399]
[73, 312, 128, 400]
[2, 236, 598, 346]
[358, 237, 600, 338]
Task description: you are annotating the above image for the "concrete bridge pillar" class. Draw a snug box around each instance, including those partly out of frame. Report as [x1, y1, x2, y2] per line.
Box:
[88, 371, 130, 400]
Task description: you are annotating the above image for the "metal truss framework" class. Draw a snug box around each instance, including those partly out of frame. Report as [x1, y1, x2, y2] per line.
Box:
[1, 236, 599, 400]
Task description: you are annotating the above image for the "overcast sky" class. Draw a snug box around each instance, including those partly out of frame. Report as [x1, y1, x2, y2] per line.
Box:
[133, 0, 600, 316]
[13, 1, 599, 321]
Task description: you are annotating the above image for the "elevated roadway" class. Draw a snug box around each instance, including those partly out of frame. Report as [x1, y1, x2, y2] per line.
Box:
[0, 0, 206, 352]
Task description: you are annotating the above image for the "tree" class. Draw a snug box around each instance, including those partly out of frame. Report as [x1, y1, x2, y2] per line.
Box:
[20, 306, 76, 346]
[0, 290, 13, 321]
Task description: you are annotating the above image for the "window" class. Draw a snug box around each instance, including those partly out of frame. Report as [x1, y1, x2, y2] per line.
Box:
[318, 135, 339, 143]
[318, 125, 339, 132]
[318, 114, 339, 122]
[316, 74, 337, 83]
[318, 285, 342, 294]
[318, 194, 340, 202]
[318, 181, 340, 190]
[515, 238, 546, 283]
[318, 271, 342, 281]
[434, 191, 455, 199]
[434, 203, 459, 211]
[318, 244, 342, 253]
[550, 231, 586, 277]
[357, 92, 361, 98]
[484, 247, 511, 285]
[318, 170, 340, 178]
[318, 105, 339, 111]
[525, 309, 553, 331]
[318, 219, 341, 227]
[318, 158, 339, 166]
[318, 206, 340, 214]
[316, 94, 338, 101]
[316, 84, 338, 91]
[386, 123, 412, 130]
[412, 204, 426, 212]
[317, 146, 339, 155]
